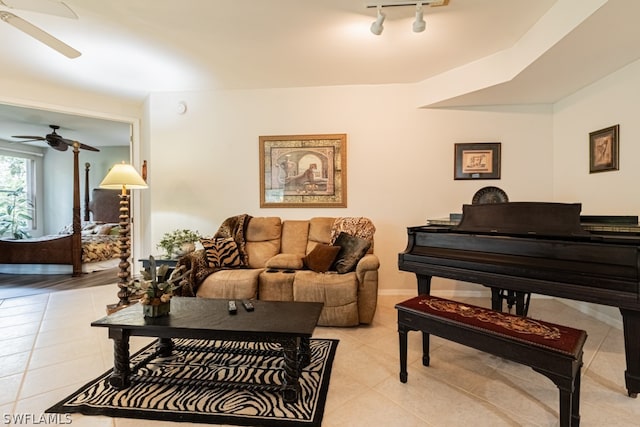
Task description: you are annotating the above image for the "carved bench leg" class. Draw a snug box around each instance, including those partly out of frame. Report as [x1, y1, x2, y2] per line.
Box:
[399, 326, 408, 383]
[421, 331, 430, 366]
[558, 388, 573, 427]
[572, 362, 583, 426]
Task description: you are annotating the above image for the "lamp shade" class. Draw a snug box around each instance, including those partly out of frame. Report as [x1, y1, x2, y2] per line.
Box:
[99, 162, 148, 190]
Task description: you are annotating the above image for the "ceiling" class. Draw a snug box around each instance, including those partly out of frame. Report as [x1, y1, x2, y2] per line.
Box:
[1, 0, 639, 147]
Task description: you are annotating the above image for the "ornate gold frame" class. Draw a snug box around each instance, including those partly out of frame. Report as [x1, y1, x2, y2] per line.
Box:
[259, 134, 347, 208]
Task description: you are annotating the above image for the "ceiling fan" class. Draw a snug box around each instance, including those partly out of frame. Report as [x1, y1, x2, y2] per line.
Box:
[0, 0, 81, 58]
[12, 124, 99, 152]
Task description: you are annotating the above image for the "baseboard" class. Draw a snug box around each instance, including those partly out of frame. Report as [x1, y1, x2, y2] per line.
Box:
[556, 298, 622, 330]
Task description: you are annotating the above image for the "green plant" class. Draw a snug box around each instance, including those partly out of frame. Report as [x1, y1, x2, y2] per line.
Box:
[157, 228, 200, 257]
[128, 255, 188, 305]
[0, 187, 33, 239]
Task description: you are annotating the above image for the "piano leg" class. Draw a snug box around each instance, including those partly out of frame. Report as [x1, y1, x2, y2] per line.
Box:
[490, 288, 502, 311]
[416, 274, 432, 366]
[620, 308, 640, 398]
[416, 274, 432, 295]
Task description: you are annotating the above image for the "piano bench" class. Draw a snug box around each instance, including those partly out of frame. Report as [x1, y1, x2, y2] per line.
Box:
[396, 295, 587, 427]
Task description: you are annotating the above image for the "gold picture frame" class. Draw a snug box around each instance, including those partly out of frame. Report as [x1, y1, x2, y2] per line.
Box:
[589, 125, 619, 173]
[259, 134, 347, 208]
[454, 142, 501, 180]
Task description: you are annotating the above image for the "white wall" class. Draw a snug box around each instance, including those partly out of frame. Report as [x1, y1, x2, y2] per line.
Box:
[554, 59, 640, 215]
[551, 57, 640, 325]
[144, 85, 554, 294]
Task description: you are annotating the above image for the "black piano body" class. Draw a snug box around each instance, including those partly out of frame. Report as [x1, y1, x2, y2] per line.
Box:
[398, 202, 640, 397]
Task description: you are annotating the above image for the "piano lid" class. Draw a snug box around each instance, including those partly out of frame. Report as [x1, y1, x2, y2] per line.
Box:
[454, 202, 590, 237]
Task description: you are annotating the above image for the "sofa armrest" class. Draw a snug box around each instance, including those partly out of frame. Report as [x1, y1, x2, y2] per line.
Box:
[355, 253, 380, 273]
[355, 253, 379, 324]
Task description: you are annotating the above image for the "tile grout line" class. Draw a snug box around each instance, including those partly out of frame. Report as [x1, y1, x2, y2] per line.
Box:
[11, 292, 50, 415]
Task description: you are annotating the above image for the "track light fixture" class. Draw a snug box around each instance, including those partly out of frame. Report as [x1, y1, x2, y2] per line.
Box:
[413, 3, 426, 33]
[370, 5, 385, 35]
[366, 1, 448, 35]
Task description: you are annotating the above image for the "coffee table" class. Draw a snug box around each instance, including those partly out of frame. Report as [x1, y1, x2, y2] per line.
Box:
[91, 297, 323, 402]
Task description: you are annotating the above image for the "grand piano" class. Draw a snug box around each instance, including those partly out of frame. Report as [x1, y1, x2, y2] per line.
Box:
[398, 202, 640, 397]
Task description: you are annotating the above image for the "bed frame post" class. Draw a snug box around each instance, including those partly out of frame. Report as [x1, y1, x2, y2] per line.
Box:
[84, 162, 91, 222]
[71, 144, 82, 277]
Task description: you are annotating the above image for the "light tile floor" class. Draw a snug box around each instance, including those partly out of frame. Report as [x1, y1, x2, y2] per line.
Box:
[1, 285, 640, 426]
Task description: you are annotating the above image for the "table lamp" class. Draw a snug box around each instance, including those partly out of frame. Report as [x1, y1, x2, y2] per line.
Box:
[99, 161, 148, 309]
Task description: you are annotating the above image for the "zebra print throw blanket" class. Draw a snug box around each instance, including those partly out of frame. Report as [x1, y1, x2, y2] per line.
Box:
[47, 338, 338, 427]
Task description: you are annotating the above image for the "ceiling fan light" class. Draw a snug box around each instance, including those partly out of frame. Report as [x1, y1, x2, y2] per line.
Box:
[413, 3, 426, 33]
[370, 6, 385, 35]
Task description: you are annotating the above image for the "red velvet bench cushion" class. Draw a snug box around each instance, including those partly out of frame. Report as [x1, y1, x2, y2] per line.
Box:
[397, 295, 586, 357]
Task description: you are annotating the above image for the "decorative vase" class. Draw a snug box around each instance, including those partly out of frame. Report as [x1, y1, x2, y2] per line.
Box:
[143, 300, 171, 318]
[172, 242, 195, 258]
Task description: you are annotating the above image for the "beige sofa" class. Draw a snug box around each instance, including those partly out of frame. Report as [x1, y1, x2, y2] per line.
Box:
[196, 217, 379, 326]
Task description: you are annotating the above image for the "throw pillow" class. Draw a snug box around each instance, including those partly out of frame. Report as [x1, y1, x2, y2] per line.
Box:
[332, 232, 371, 274]
[265, 253, 304, 270]
[303, 243, 341, 273]
[200, 237, 243, 269]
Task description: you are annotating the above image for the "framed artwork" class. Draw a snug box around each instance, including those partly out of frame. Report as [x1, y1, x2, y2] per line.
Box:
[259, 134, 347, 208]
[589, 125, 619, 173]
[454, 142, 501, 180]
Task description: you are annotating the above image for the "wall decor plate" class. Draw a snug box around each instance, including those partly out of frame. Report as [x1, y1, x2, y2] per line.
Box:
[472, 186, 509, 204]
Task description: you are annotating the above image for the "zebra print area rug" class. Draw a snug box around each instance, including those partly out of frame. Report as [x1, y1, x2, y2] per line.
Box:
[47, 338, 338, 426]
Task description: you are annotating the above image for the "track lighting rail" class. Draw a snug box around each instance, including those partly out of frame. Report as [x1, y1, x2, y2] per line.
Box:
[364, 0, 448, 8]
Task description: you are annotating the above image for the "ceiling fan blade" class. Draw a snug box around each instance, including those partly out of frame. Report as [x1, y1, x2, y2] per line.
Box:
[0, 11, 81, 58]
[0, 0, 77, 19]
[76, 142, 99, 152]
[12, 135, 45, 140]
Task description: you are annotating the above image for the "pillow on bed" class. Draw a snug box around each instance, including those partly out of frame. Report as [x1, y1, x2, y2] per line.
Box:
[95, 224, 115, 235]
[58, 224, 73, 234]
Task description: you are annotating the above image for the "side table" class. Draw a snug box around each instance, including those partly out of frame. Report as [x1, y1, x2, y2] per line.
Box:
[139, 258, 179, 276]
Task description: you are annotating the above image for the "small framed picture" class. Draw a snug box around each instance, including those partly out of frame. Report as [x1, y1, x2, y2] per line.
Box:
[589, 125, 619, 173]
[454, 142, 501, 180]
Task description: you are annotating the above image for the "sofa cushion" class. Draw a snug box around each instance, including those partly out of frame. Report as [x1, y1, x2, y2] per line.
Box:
[245, 217, 282, 268]
[259, 270, 295, 301]
[303, 243, 340, 273]
[196, 268, 261, 299]
[293, 270, 359, 326]
[332, 232, 371, 274]
[308, 217, 335, 244]
[281, 220, 310, 255]
[200, 237, 242, 269]
[265, 253, 304, 270]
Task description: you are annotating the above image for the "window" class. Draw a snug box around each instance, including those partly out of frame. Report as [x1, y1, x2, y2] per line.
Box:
[0, 151, 37, 237]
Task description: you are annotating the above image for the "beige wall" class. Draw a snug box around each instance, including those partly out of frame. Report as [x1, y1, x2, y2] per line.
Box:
[144, 86, 554, 295]
[553, 59, 640, 214]
[3, 55, 639, 319]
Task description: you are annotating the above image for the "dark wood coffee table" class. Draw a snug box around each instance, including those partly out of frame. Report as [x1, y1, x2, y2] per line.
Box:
[91, 297, 323, 402]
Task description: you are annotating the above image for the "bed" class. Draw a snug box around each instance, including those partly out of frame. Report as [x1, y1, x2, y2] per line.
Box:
[0, 160, 122, 276]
